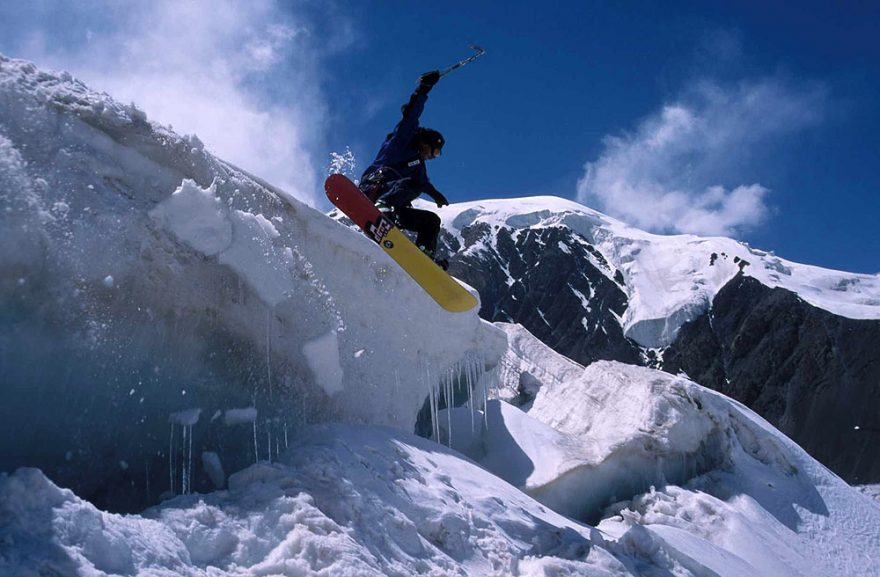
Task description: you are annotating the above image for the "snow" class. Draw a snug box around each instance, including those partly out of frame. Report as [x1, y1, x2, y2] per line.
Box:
[0, 54, 504, 505]
[3, 54, 880, 577]
[302, 329, 345, 395]
[224, 408, 259, 425]
[149, 179, 233, 256]
[858, 484, 880, 503]
[169, 409, 203, 427]
[481, 325, 880, 576]
[5, 347, 880, 576]
[201, 452, 226, 490]
[436, 196, 880, 346]
[1, 431, 620, 577]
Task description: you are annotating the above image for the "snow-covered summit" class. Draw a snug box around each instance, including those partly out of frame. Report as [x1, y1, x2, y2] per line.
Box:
[435, 196, 880, 346]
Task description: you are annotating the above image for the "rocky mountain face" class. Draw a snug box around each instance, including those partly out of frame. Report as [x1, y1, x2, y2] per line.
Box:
[441, 224, 643, 368]
[663, 274, 880, 484]
[442, 221, 880, 485]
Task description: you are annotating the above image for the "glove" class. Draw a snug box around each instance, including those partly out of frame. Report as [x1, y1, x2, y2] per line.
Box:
[431, 190, 449, 208]
[418, 70, 441, 92]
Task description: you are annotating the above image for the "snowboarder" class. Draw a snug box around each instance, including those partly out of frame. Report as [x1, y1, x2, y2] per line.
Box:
[359, 70, 450, 267]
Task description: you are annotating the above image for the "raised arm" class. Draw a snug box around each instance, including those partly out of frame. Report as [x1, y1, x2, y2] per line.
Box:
[386, 71, 441, 153]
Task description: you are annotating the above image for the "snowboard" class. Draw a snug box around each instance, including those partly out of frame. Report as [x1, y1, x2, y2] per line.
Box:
[325, 173, 478, 313]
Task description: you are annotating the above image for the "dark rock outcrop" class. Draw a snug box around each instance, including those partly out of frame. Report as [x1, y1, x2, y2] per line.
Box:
[441, 225, 641, 367]
[664, 274, 880, 484]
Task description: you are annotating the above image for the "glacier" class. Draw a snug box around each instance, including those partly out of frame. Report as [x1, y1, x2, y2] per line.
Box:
[2, 54, 880, 576]
[0, 54, 503, 512]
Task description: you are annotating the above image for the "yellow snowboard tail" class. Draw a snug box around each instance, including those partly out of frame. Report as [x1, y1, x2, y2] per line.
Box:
[381, 228, 478, 313]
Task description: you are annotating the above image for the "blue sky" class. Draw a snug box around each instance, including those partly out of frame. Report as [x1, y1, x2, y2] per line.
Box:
[1, 1, 878, 273]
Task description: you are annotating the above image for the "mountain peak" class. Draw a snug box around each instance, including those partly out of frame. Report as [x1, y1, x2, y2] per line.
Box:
[435, 194, 880, 347]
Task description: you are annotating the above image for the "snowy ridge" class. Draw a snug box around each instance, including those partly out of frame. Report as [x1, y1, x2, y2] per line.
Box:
[435, 196, 880, 346]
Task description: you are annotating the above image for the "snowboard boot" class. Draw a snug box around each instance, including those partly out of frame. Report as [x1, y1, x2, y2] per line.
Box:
[419, 246, 449, 271]
[376, 202, 399, 225]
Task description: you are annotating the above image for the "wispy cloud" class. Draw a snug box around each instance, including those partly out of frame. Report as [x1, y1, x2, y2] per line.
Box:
[2, 0, 349, 205]
[577, 76, 829, 237]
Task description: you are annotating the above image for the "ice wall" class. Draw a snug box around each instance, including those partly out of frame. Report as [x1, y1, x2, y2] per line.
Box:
[0, 55, 504, 512]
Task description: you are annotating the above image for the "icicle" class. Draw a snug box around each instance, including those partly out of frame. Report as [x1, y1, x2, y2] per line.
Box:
[267, 426, 272, 464]
[284, 421, 289, 449]
[424, 356, 440, 443]
[465, 356, 475, 432]
[423, 357, 431, 439]
[464, 359, 476, 433]
[186, 423, 194, 494]
[168, 423, 175, 494]
[445, 366, 453, 448]
[266, 309, 272, 397]
[477, 353, 490, 430]
[428, 376, 438, 441]
[253, 420, 259, 463]
[432, 364, 441, 443]
[465, 354, 486, 430]
[181, 425, 187, 495]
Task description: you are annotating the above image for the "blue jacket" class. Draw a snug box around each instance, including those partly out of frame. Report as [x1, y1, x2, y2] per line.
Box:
[361, 88, 441, 208]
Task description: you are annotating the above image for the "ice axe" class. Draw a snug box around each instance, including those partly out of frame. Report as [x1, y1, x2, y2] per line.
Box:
[439, 44, 486, 78]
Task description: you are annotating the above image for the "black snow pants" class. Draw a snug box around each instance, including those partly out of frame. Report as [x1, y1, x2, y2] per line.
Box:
[392, 206, 441, 254]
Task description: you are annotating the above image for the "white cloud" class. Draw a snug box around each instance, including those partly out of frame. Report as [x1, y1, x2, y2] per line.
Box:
[4, 0, 342, 206]
[578, 77, 828, 237]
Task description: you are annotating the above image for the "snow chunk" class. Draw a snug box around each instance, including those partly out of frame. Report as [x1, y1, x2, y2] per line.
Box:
[149, 179, 232, 256]
[302, 330, 345, 395]
[169, 408, 202, 426]
[218, 208, 291, 306]
[452, 399, 593, 491]
[0, 468, 191, 576]
[224, 408, 257, 425]
[201, 451, 226, 489]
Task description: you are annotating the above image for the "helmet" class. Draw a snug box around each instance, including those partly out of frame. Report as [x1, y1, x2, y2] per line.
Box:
[416, 127, 445, 152]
